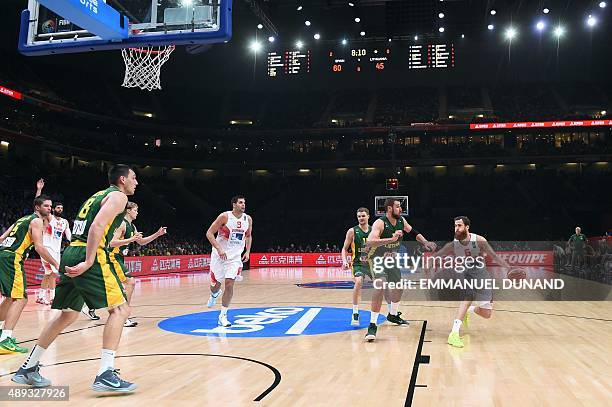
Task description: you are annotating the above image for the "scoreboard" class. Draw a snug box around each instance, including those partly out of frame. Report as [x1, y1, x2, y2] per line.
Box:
[329, 47, 391, 73]
[266, 50, 312, 77]
[408, 44, 455, 69]
[266, 43, 455, 78]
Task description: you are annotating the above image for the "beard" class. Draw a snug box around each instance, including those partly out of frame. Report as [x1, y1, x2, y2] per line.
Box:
[455, 230, 468, 240]
[391, 211, 401, 219]
[53, 210, 62, 217]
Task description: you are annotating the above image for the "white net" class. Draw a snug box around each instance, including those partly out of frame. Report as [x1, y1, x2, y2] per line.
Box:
[121, 45, 175, 91]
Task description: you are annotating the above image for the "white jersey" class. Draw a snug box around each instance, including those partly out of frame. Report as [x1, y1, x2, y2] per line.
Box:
[212, 211, 250, 261]
[453, 232, 481, 259]
[43, 216, 70, 253]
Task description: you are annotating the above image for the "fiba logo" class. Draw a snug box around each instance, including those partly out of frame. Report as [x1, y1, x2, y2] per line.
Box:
[41, 20, 56, 34]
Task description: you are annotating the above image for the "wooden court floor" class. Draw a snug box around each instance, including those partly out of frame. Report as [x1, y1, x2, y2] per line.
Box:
[0, 268, 611, 406]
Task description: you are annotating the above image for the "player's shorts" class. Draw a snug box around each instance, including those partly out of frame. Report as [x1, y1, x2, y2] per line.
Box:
[0, 250, 27, 299]
[461, 267, 493, 307]
[210, 254, 242, 283]
[109, 252, 131, 283]
[41, 248, 61, 275]
[352, 264, 373, 279]
[52, 243, 127, 311]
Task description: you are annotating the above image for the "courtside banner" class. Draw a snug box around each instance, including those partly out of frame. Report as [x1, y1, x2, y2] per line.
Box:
[24, 254, 211, 287]
[470, 120, 612, 130]
[250, 251, 552, 268]
[250, 253, 351, 267]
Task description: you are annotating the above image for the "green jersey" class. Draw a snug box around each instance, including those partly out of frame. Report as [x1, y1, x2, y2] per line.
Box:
[351, 225, 371, 268]
[112, 219, 136, 258]
[378, 215, 404, 253]
[0, 214, 38, 257]
[71, 186, 126, 249]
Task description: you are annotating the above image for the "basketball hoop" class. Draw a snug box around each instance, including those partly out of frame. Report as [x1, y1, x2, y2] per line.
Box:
[121, 45, 175, 91]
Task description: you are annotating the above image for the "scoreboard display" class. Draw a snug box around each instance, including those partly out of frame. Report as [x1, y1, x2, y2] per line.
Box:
[266, 43, 455, 78]
[408, 44, 455, 69]
[329, 47, 391, 73]
[266, 50, 312, 77]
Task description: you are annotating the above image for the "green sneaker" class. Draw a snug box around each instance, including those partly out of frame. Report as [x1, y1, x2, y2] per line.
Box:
[463, 311, 470, 329]
[0, 337, 29, 354]
[365, 323, 377, 342]
[447, 331, 464, 348]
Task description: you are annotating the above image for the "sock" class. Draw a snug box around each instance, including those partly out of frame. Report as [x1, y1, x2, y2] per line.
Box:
[1, 329, 12, 341]
[210, 288, 220, 298]
[98, 349, 116, 376]
[220, 306, 228, 317]
[452, 319, 462, 333]
[386, 303, 392, 313]
[50, 290, 55, 301]
[370, 312, 379, 325]
[468, 305, 476, 314]
[352, 305, 359, 314]
[390, 302, 400, 316]
[23, 344, 47, 369]
[0, 320, 4, 330]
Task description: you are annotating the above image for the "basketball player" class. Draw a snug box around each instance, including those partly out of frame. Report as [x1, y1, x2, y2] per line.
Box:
[206, 195, 252, 327]
[0, 196, 59, 354]
[13, 165, 138, 392]
[364, 198, 436, 342]
[35, 179, 71, 306]
[109, 202, 167, 327]
[342, 207, 392, 325]
[432, 216, 523, 348]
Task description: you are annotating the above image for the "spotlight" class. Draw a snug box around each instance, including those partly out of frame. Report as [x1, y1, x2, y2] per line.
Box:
[414, 35, 418, 40]
[355, 17, 361, 23]
[360, 31, 366, 36]
[505, 27, 517, 39]
[487, 24, 495, 30]
[536, 21, 545, 31]
[348, 2, 354, 6]
[600, 2, 607, 8]
[297, 6, 303, 11]
[587, 15, 597, 27]
[268, 36, 275, 42]
[257, 24, 263, 29]
[305, 20, 311, 26]
[439, 13, 445, 18]
[490, 10, 496, 15]
[461, 34, 465, 38]
[249, 40, 262, 52]
[554, 26, 564, 37]
[543, 8, 550, 14]
[314, 33, 321, 40]
[296, 40, 303, 48]
[388, 38, 392, 42]
[439, 27, 445, 33]
[341, 38, 348, 45]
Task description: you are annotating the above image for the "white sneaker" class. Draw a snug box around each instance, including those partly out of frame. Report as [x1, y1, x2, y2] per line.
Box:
[235, 275, 244, 282]
[124, 318, 138, 327]
[218, 314, 231, 327]
[207, 289, 222, 308]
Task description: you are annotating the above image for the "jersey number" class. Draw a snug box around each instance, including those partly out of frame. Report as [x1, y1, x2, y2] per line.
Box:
[236, 221, 242, 229]
[78, 198, 95, 218]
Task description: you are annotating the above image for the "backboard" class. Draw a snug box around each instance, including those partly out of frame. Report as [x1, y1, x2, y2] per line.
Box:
[374, 196, 409, 217]
[19, 0, 232, 56]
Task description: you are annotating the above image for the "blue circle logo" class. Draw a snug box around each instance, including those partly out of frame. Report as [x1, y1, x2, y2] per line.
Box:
[158, 307, 386, 338]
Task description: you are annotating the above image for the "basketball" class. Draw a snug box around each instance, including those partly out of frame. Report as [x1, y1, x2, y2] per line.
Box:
[507, 267, 527, 280]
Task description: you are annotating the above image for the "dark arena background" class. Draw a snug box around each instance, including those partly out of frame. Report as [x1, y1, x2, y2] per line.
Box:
[0, 1, 611, 406]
